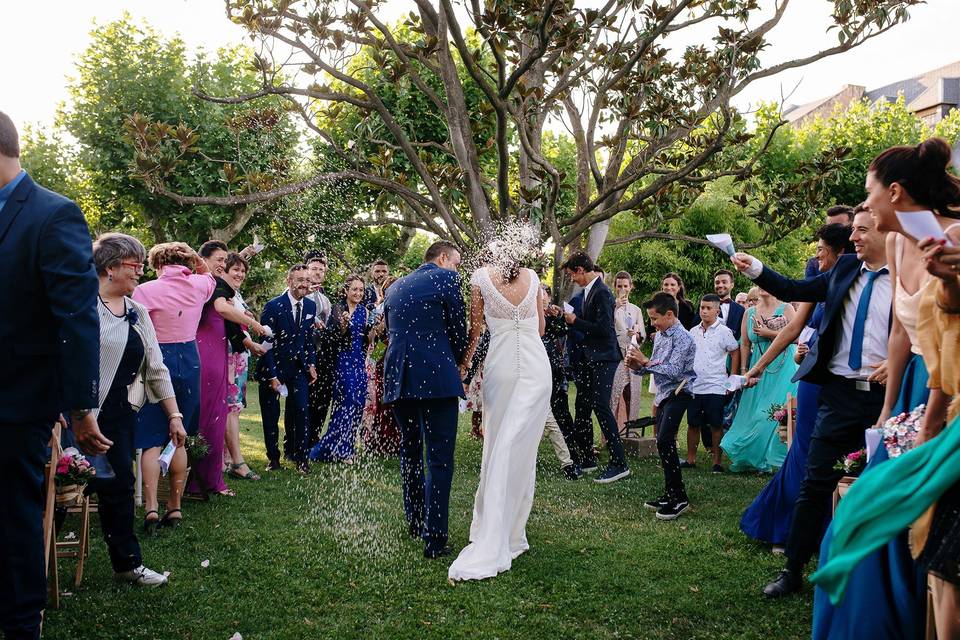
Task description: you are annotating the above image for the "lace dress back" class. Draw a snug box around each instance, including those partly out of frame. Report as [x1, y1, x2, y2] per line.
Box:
[471, 267, 539, 322]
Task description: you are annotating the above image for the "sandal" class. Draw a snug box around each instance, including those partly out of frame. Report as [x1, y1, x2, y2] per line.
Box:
[228, 463, 260, 481]
[159, 509, 182, 529]
[143, 510, 160, 536]
[216, 489, 236, 497]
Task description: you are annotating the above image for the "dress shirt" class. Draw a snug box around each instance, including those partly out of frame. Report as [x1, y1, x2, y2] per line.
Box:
[689, 319, 739, 395]
[132, 265, 216, 343]
[581, 273, 600, 302]
[288, 291, 304, 324]
[719, 301, 731, 324]
[309, 289, 331, 326]
[633, 321, 696, 405]
[742, 257, 891, 380]
[828, 264, 891, 379]
[0, 169, 26, 213]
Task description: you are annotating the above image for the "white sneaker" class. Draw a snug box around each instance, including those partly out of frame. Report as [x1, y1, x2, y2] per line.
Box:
[115, 565, 168, 587]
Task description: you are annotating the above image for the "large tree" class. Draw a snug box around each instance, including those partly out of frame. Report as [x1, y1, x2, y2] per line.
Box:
[128, 0, 920, 278]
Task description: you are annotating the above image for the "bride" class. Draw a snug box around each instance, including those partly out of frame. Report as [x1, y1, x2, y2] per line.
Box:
[448, 245, 551, 582]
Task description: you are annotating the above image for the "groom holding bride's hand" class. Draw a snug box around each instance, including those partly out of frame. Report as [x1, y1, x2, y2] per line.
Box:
[383, 240, 468, 559]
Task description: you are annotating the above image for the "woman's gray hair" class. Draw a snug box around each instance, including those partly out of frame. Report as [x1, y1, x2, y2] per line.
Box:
[92, 233, 147, 275]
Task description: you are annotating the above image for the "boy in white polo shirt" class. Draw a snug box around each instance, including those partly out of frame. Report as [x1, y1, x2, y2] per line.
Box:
[686, 294, 740, 473]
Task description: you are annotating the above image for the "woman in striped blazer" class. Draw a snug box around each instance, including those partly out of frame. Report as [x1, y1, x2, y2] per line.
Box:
[88, 233, 186, 587]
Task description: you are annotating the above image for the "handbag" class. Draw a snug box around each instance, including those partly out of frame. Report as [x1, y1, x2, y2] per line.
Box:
[764, 315, 788, 331]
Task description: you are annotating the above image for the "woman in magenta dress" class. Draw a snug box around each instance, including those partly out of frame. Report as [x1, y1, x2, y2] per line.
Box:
[186, 241, 267, 496]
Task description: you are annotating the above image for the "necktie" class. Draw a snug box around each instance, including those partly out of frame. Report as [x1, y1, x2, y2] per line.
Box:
[847, 268, 888, 371]
[295, 300, 302, 327]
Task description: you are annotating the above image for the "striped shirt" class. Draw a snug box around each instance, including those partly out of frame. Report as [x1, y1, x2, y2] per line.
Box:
[95, 297, 175, 417]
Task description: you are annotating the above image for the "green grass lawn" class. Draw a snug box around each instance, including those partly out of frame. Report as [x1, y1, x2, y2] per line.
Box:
[45, 387, 812, 639]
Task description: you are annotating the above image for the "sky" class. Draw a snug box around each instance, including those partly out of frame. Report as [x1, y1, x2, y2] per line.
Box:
[3, 0, 960, 133]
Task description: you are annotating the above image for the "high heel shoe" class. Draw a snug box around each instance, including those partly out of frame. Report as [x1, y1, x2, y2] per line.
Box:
[159, 508, 182, 529]
[143, 510, 160, 536]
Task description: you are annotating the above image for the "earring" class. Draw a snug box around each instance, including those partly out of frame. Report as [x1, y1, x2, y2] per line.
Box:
[108, 274, 113, 282]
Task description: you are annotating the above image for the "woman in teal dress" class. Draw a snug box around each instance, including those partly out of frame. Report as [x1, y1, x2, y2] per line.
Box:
[721, 289, 798, 472]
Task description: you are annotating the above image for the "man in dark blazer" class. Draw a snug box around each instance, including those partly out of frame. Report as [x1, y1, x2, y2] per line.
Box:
[383, 241, 467, 559]
[713, 268, 745, 340]
[257, 265, 318, 473]
[0, 111, 105, 639]
[562, 252, 630, 484]
[732, 209, 890, 598]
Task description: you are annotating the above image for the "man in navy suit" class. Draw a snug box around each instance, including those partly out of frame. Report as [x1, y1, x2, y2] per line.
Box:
[732, 208, 891, 598]
[257, 265, 318, 473]
[0, 111, 105, 639]
[383, 241, 467, 559]
[712, 268, 745, 438]
[561, 252, 630, 484]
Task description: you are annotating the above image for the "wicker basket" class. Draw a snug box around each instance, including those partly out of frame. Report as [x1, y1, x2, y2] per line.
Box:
[55, 484, 85, 507]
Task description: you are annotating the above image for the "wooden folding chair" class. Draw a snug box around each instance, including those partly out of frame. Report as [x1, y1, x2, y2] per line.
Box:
[42, 423, 62, 610]
[785, 393, 797, 450]
[56, 493, 93, 588]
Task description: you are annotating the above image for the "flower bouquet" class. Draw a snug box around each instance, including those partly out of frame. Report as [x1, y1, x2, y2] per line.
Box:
[765, 402, 784, 422]
[185, 434, 210, 466]
[881, 404, 926, 458]
[835, 449, 867, 476]
[55, 447, 96, 505]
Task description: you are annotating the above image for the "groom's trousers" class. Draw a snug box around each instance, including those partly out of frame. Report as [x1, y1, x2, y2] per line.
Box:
[393, 397, 459, 554]
[571, 360, 626, 467]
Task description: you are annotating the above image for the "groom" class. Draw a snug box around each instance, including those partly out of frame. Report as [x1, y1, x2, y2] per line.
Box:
[383, 240, 468, 558]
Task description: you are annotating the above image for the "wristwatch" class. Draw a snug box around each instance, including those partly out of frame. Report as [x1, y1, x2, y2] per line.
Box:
[167, 412, 184, 422]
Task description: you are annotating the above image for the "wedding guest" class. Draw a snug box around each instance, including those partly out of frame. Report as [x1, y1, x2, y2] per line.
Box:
[812, 141, 960, 639]
[222, 252, 265, 481]
[686, 294, 740, 472]
[659, 272, 697, 330]
[714, 269, 745, 340]
[740, 221, 852, 549]
[362, 275, 401, 455]
[731, 208, 891, 599]
[542, 284, 581, 480]
[610, 271, 645, 434]
[463, 329, 489, 440]
[734, 292, 748, 306]
[0, 110, 103, 638]
[562, 252, 629, 483]
[720, 287, 797, 472]
[187, 240, 267, 496]
[91, 233, 183, 586]
[626, 292, 697, 520]
[744, 288, 760, 307]
[312, 275, 371, 462]
[258, 265, 318, 472]
[304, 252, 335, 447]
[363, 258, 390, 309]
[803, 205, 855, 276]
[134, 242, 213, 527]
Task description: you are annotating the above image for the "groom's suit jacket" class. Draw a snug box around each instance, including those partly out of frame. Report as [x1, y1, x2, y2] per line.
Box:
[383, 263, 468, 403]
[570, 277, 621, 364]
[256, 293, 317, 384]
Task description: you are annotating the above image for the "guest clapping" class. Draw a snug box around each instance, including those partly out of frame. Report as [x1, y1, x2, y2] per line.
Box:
[311, 275, 371, 462]
[91, 233, 183, 585]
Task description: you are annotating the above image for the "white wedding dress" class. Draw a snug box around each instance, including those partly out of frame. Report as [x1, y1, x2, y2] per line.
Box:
[448, 267, 552, 581]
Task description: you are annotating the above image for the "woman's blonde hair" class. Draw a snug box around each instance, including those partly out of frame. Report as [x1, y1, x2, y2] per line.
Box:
[148, 242, 198, 271]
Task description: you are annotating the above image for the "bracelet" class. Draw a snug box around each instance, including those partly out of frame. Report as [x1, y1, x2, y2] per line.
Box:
[167, 412, 184, 422]
[935, 293, 960, 315]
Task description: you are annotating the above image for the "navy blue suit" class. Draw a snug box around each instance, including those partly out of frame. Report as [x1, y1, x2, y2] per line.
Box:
[752, 254, 890, 571]
[568, 277, 627, 468]
[0, 172, 99, 638]
[722, 300, 745, 341]
[383, 263, 467, 553]
[257, 293, 317, 465]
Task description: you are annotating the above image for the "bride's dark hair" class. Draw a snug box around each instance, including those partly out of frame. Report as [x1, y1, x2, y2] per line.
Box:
[869, 137, 960, 219]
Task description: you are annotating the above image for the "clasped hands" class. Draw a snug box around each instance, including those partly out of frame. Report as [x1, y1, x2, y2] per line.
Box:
[624, 345, 649, 370]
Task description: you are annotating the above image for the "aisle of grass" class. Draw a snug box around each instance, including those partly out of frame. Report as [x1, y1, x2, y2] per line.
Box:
[45, 387, 812, 639]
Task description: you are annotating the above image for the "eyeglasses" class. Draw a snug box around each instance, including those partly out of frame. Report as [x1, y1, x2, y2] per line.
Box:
[120, 261, 145, 274]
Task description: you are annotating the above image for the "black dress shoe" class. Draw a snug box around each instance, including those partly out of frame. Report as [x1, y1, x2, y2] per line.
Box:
[424, 545, 453, 559]
[265, 460, 281, 471]
[297, 462, 310, 474]
[763, 569, 802, 598]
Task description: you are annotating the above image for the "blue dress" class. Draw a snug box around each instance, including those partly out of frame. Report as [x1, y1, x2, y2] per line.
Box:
[812, 353, 929, 639]
[721, 304, 798, 472]
[310, 305, 369, 462]
[741, 305, 827, 545]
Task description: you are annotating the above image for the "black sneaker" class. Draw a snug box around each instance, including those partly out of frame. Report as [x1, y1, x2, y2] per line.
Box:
[580, 457, 599, 473]
[594, 465, 630, 484]
[679, 461, 696, 469]
[655, 500, 690, 520]
[562, 464, 582, 480]
[712, 464, 725, 473]
[644, 496, 669, 510]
